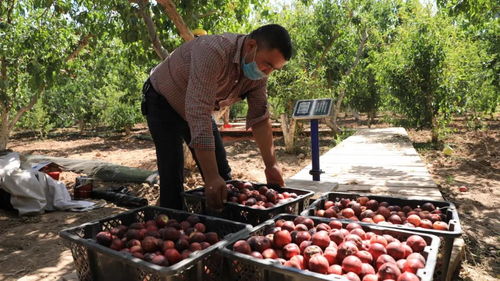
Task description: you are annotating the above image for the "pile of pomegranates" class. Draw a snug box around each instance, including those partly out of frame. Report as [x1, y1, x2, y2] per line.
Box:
[232, 216, 433, 281]
[312, 196, 450, 231]
[94, 214, 220, 267]
[193, 181, 298, 209]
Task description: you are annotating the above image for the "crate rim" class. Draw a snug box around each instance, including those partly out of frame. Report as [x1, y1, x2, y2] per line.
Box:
[59, 205, 252, 275]
[304, 191, 462, 237]
[221, 213, 440, 281]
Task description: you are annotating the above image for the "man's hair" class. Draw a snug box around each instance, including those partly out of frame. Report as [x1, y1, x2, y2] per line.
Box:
[249, 24, 292, 61]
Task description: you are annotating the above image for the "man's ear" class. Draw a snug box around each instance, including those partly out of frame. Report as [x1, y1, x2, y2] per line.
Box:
[246, 38, 257, 49]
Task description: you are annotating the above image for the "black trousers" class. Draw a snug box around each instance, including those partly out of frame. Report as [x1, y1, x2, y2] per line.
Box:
[142, 80, 231, 209]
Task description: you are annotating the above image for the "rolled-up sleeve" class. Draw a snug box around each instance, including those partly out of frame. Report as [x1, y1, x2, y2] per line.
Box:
[246, 79, 270, 129]
[185, 42, 224, 150]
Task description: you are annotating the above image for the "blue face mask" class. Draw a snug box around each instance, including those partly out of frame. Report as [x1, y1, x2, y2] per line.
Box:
[241, 47, 267, 80]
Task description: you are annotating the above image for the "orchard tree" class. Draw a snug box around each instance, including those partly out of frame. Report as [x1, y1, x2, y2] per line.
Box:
[267, 0, 400, 148]
[265, 2, 330, 152]
[307, 0, 371, 136]
[344, 63, 380, 126]
[343, 0, 403, 126]
[436, 0, 499, 117]
[0, 1, 87, 151]
[320, 0, 409, 135]
[2, 0, 269, 151]
[373, 2, 495, 142]
[2, 0, 149, 139]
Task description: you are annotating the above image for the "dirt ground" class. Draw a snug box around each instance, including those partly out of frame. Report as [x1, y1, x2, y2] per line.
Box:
[0, 116, 498, 281]
[407, 118, 499, 281]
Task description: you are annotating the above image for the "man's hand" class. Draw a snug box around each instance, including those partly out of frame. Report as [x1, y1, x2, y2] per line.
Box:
[265, 164, 285, 187]
[204, 175, 227, 211]
[194, 149, 228, 211]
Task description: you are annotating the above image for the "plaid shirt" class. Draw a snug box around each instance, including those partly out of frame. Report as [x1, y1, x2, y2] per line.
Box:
[149, 33, 269, 150]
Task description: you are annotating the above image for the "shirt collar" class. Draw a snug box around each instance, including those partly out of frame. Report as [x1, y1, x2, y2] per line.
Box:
[233, 34, 248, 65]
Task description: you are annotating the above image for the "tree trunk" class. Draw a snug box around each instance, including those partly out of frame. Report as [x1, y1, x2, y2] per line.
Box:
[212, 106, 230, 125]
[223, 108, 230, 126]
[134, 1, 194, 170]
[326, 29, 369, 137]
[156, 0, 194, 42]
[8, 88, 42, 132]
[65, 34, 92, 62]
[280, 113, 296, 153]
[0, 115, 9, 151]
[352, 110, 360, 122]
[135, 0, 169, 60]
[431, 115, 439, 143]
[0, 88, 43, 150]
[368, 110, 376, 128]
[183, 143, 196, 169]
[78, 119, 86, 133]
[327, 89, 345, 137]
[312, 31, 340, 78]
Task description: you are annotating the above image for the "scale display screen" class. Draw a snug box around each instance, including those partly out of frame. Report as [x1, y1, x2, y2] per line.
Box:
[292, 99, 333, 119]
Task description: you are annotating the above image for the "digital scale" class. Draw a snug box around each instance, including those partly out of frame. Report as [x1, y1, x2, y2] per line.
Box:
[292, 99, 334, 181]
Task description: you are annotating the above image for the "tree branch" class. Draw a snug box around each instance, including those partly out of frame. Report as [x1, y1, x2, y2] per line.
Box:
[2, 0, 15, 110]
[345, 28, 368, 77]
[0, 57, 8, 111]
[7, 0, 16, 24]
[0, 102, 7, 121]
[196, 10, 217, 20]
[133, 0, 169, 60]
[328, 28, 369, 135]
[314, 31, 340, 74]
[156, 0, 194, 42]
[65, 34, 92, 62]
[8, 87, 44, 131]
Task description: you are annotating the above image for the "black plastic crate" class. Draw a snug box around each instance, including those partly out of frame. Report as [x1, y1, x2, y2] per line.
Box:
[59, 206, 252, 281]
[183, 180, 314, 226]
[302, 192, 462, 281]
[220, 214, 440, 281]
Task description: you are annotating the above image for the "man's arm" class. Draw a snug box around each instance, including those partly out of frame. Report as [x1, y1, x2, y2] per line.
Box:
[252, 118, 285, 186]
[194, 149, 227, 210]
[184, 39, 227, 211]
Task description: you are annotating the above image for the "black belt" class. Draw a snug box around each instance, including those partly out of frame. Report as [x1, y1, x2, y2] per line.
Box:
[141, 79, 152, 115]
[142, 78, 153, 95]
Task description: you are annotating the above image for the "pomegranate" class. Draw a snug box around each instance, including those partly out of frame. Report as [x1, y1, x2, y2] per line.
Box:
[355, 250, 373, 264]
[337, 241, 359, 261]
[328, 264, 343, 275]
[406, 253, 426, 265]
[375, 254, 397, 270]
[405, 235, 427, 252]
[368, 243, 387, 261]
[329, 220, 343, 230]
[324, 247, 338, 265]
[403, 258, 425, 274]
[397, 272, 420, 281]
[362, 274, 379, 281]
[273, 230, 292, 248]
[344, 272, 362, 281]
[386, 241, 406, 260]
[342, 255, 363, 275]
[378, 262, 402, 280]
[308, 254, 329, 274]
[312, 231, 331, 249]
[361, 262, 376, 276]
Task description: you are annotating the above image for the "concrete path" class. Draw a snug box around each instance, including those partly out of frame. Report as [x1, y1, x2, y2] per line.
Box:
[286, 127, 443, 200]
